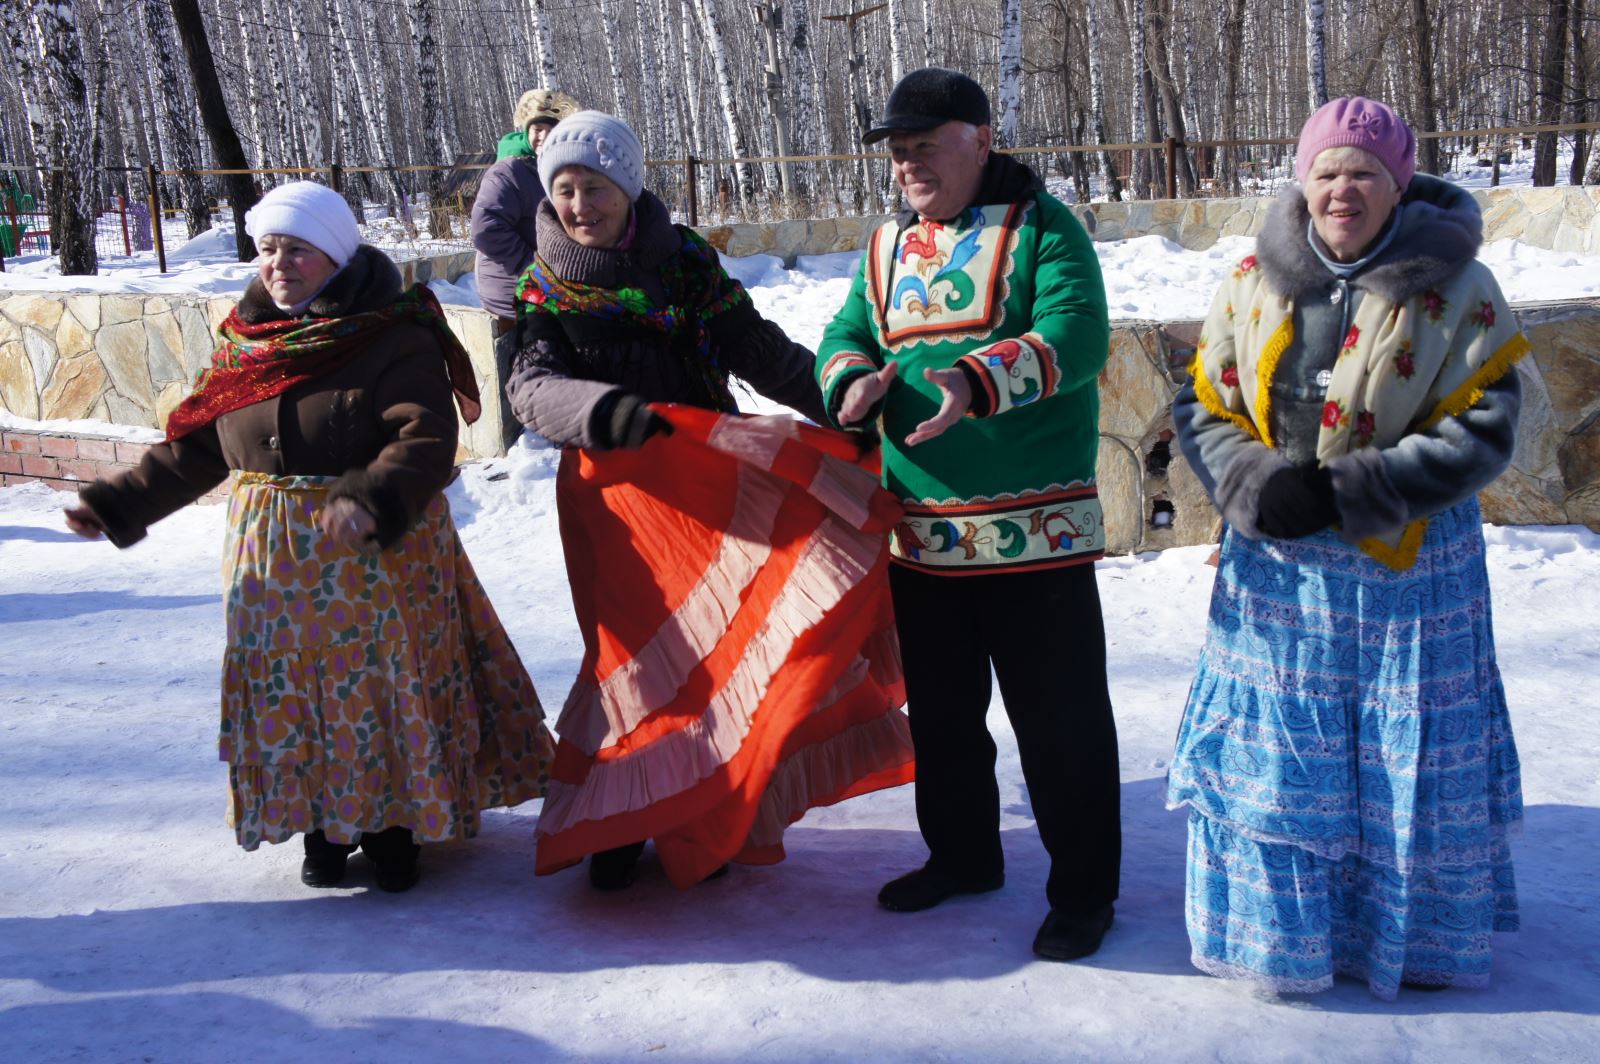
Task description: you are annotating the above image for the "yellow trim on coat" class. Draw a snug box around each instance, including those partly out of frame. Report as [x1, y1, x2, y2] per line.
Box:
[1359, 519, 1430, 571]
[1418, 332, 1532, 431]
[1189, 351, 1261, 441]
[1253, 318, 1294, 450]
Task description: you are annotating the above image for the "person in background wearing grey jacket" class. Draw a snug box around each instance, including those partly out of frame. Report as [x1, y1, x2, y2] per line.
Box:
[470, 87, 581, 444]
[506, 111, 829, 890]
[1166, 96, 1527, 999]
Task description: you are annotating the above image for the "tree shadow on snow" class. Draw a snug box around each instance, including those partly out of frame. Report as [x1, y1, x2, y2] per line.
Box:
[0, 524, 82, 544]
[0, 992, 557, 1061]
[0, 590, 218, 623]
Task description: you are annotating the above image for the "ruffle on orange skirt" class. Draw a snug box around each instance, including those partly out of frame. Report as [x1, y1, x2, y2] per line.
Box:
[535, 407, 914, 887]
[220, 473, 554, 850]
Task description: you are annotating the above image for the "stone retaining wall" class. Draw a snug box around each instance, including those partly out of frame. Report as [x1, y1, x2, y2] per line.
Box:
[698, 187, 1600, 260]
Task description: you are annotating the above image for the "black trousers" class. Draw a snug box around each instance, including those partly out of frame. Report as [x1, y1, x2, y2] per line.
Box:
[889, 561, 1121, 914]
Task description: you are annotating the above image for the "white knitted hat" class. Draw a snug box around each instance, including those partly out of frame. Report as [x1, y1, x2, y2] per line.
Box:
[244, 181, 361, 267]
[537, 111, 646, 202]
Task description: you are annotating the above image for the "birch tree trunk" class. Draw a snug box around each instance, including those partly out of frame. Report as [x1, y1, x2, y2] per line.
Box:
[169, 0, 258, 260]
[141, 0, 208, 238]
[1305, 0, 1329, 107]
[1, 2, 48, 181]
[1217, 0, 1248, 194]
[997, 0, 1023, 148]
[887, 0, 908, 84]
[1412, 0, 1441, 176]
[326, 0, 406, 218]
[407, 0, 452, 236]
[695, 0, 755, 206]
[1531, 0, 1569, 186]
[787, 0, 819, 199]
[528, 0, 560, 91]
[31, 0, 96, 274]
[1085, 0, 1123, 200]
[1128, 0, 1152, 198]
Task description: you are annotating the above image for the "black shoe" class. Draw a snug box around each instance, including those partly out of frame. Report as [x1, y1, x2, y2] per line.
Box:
[359, 827, 421, 893]
[1401, 980, 1450, 992]
[877, 864, 1004, 913]
[1032, 904, 1115, 961]
[300, 830, 357, 888]
[589, 841, 646, 891]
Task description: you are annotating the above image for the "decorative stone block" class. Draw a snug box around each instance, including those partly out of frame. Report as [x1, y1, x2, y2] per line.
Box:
[2, 295, 64, 332]
[95, 321, 157, 411]
[41, 351, 109, 421]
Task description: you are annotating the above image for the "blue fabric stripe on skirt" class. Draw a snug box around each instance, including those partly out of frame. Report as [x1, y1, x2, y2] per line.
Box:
[1167, 499, 1521, 998]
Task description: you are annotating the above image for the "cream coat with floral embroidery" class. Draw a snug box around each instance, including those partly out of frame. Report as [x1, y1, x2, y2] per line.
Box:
[1193, 253, 1529, 568]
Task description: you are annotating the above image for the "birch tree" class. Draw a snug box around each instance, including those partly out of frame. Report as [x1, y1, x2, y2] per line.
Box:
[997, 0, 1023, 147]
[695, 0, 756, 206]
[1305, 0, 1328, 107]
[169, 0, 258, 259]
[31, 0, 95, 274]
[141, 0, 208, 237]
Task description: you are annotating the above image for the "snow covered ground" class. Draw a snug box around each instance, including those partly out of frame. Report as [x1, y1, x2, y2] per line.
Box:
[3, 182, 1600, 1059]
[3, 434, 1599, 1060]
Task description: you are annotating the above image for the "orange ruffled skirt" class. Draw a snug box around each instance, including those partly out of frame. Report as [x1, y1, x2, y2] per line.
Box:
[220, 473, 555, 850]
[536, 407, 915, 886]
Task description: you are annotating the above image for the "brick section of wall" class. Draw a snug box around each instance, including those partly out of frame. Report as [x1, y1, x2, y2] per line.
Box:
[0, 428, 227, 502]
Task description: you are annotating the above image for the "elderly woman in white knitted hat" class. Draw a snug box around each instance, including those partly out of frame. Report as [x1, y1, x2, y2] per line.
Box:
[66, 180, 555, 893]
[506, 113, 916, 892]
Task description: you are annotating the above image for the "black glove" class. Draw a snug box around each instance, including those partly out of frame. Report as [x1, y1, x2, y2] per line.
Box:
[599, 392, 673, 450]
[1256, 463, 1338, 539]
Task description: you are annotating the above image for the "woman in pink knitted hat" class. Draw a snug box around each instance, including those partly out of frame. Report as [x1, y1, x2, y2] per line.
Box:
[1166, 97, 1528, 998]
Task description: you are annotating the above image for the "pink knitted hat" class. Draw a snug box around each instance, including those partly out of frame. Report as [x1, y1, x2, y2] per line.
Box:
[1294, 97, 1416, 189]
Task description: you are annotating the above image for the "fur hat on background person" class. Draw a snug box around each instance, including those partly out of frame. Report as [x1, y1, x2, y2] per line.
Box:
[514, 88, 581, 133]
[1294, 96, 1417, 190]
[862, 67, 992, 145]
[537, 111, 647, 203]
[244, 180, 361, 267]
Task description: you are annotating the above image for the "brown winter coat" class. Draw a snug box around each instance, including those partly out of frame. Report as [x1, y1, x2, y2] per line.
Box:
[78, 246, 459, 549]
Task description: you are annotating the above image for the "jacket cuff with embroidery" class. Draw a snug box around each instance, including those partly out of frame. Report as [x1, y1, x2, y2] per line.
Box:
[954, 333, 1059, 417]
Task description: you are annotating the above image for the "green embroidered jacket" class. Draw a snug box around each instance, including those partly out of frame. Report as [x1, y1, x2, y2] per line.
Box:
[817, 165, 1110, 574]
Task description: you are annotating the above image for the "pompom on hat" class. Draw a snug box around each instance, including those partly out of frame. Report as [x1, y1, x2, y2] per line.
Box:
[537, 111, 646, 203]
[1294, 96, 1416, 190]
[244, 181, 361, 267]
[514, 88, 580, 132]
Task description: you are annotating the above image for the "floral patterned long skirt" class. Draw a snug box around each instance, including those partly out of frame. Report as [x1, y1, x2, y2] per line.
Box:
[219, 472, 554, 850]
[1166, 498, 1521, 998]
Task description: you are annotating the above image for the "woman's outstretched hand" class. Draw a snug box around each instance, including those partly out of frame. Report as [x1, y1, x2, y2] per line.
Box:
[63, 506, 105, 540]
[319, 497, 378, 548]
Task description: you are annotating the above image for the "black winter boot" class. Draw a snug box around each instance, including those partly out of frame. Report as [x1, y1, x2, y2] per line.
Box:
[588, 841, 646, 891]
[359, 827, 421, 893]
[1032, 904, 1114, 961]
[877, 863, 1005, 912]
[301, 830, 358, 888]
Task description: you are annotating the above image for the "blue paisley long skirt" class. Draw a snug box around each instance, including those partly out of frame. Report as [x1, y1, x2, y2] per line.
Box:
[1166, 499, 1521, 999]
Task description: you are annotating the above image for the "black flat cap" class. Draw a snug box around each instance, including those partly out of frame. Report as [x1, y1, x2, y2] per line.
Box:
[863, 68, 992, 145]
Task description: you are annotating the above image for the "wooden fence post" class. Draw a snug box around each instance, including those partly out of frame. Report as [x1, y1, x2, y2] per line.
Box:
[328, 163, 343, 195]
[117, 194, 132, 256]
[686, 157, 699, 227]
[1164, 138, 1178, 199]
[146, 164, 167, 274]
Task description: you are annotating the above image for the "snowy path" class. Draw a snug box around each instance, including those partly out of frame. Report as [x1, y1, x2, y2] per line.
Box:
[2, 457, 1598, 1061]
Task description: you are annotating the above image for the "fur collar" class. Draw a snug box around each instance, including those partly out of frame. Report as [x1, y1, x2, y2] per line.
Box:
[1255, 174, 1482, 304]
[237, 244, 403, 323]
[534, 189, 680, 287]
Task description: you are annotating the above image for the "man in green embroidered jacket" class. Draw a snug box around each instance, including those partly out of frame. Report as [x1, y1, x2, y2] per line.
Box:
[816, 68, 1121, 962]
